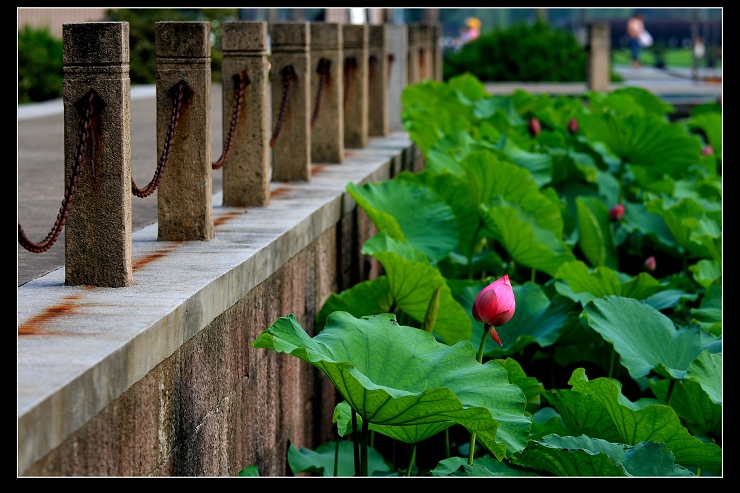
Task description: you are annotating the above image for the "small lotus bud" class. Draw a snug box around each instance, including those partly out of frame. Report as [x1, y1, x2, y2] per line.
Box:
[702, 144, 713, 156]
[643, 256, 656, 272]
[608, 203, 625, 221]
[567, 117, 578, 135]
[472, 274, 516, 346]
[528, 117, 541, 137]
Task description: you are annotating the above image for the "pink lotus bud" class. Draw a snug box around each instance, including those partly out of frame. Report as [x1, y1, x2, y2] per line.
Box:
[472, 274, 516, 346]
[528, 117, 541, 137]
[644, 256, 656, 272]
[567, 117, 578, 135]
[702, 144, 713, 156]
[608, 203, 625, 221]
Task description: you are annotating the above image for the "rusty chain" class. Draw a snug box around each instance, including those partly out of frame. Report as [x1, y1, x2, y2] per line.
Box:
[213, 70, 250, 170]
[18, 90, 99, 253]
[368, 54, 378, 97]
[343, 56, 357, 110]
[269, 65, 297, 148]
[311, 58, 331, 129]
[132, 80, 191, 198]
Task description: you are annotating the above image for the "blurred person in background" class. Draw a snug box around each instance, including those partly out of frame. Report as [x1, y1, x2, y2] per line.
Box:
[459, 16, 481, 45]
[627, 12, 647, 67]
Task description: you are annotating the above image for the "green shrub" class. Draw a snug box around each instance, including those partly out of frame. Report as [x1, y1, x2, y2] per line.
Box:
[444, 21, 621, 83]
[17, 25, 63, 104]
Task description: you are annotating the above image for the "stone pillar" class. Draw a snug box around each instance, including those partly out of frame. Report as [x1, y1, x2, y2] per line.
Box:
[367, 24, 388, 137]
[407, 23, 421, 85]
[221, 21, 271, 207]
[155, 21, 213, 241]
[385, 23, 407, 132]
[62, 22, 133, 287]
[430, 23, 442, 81]
[587, 22, 610, 92]
[310, 22, 343, 164]
[270, 22, 311, 182]
[342, 24, 369, 149]
[419, 24, 433, 81]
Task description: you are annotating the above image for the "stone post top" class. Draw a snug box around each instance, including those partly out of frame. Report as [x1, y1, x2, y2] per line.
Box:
[155, 21, 210, 58]
[369, 24, 387, 46]
[222, 21, 268, 52]
[342, 24, 368, 48]
[270, 22, 309, 49]
[63, 22, 130, 65]
[310, 22, 342, 50]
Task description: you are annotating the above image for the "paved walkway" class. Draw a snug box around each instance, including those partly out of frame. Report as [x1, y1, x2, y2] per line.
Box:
[16, 64, 721, 286]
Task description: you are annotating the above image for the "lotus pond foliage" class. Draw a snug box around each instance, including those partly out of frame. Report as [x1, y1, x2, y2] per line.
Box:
[249, 73, 722, 477]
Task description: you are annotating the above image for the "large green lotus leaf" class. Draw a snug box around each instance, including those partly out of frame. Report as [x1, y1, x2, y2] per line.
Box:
[564, 368, 722, 476]
[689, 259, 722, 289]
[688, 111, 722, 156]
[554, 260, 663, 304]
[481, 203, 575, 277]
[575, 196, 617, 269]
[315, 249, 470, 345]
[361, 231, 429, 264]
[473, 93, 524, 124]
[596, 86, 675, 118]
[370, 250, 471, 345]
[620, 201, 678, 252]
[581, 296, 722, 380]
[447, 71, 490, 104]
[396, 169, 480, 260]
[690, 281, 722, 336]
[500, 137, 553, 188]
[430, 455, 539, 477]
[685, 350, 722, 405]
[287, 439, 393, 477]
[253, 312, 530, 459]
[316, 276, 393, 331]
[401, 79, 474, 153]
[460, 150, 564, 238]
[650, 372, 722, 438]
[578, 113, 701, 177]
[347, 180, 458, 263]
[497, 357, 547, 415]
[237, 465, 260, 476]
[673, 177, 723, 207]
[424, 131, 489, 176]
[510, 434, 693, 477]
[334, 400, 453, 448]
[645, 196, 721, 261]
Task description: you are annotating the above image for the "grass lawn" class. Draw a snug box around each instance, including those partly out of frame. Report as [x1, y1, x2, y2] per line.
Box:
[611, 47, 722, 69]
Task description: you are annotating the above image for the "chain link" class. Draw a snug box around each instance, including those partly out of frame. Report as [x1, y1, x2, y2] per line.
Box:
[18, 90, 98, 253]
[132, 80, 190, 198]
[368, 54, 378, 96]
[213, 70, 250, 169]
[311, 58, 331, 129]
[343, 56, 357, 110]
[269, 65, 297, 148]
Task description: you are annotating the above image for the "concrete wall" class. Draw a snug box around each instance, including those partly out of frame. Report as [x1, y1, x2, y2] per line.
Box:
[18, 131, 424, 477]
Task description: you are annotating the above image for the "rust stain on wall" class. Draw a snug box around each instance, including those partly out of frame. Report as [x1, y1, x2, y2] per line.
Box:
[18, 295, 82, 336]
[133, 244, 179, 271]
[271, 187, 289, 198]
[214, 211, 243, 228]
